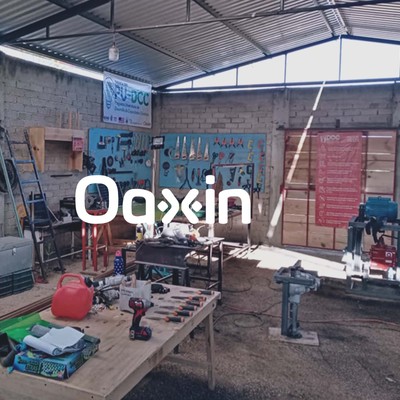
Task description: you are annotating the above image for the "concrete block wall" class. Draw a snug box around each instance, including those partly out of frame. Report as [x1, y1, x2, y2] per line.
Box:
[0, 54, 151, 236]
[157, 84, 400, 245]
[1, 52, 399, 246]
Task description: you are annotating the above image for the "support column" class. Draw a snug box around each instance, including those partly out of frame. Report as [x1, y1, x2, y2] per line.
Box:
[266, 89, 290, 246]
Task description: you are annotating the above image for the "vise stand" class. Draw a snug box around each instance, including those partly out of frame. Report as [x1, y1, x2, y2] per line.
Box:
[274, 260, 320, 339]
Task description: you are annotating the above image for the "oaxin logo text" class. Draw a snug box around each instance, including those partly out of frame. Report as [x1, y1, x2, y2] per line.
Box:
[75, 175, 251, 225]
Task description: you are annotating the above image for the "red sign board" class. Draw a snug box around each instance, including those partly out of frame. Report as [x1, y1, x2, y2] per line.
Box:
[316, 132, 362, 228]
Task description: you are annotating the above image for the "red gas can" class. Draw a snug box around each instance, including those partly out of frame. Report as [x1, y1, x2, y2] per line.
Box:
[51, 274, 94, 320]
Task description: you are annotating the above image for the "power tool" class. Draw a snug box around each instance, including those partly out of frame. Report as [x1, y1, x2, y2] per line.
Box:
[128, 298, 153, 341]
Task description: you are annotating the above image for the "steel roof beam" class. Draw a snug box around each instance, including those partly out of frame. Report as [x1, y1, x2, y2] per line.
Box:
[191, 0, 270, 55]
[45, 0, 209, 73]
[326, 0, 350, 34]
[313, 0, 335, 36]
[0, 0, 110, 45]
[14, 0, 400, 41]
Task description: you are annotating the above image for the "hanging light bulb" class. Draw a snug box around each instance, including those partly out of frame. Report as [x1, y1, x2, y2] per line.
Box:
[108, 32, 119, 62]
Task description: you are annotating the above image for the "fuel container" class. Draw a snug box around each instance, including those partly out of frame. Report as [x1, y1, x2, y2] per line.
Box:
[51, 273, 94, 320]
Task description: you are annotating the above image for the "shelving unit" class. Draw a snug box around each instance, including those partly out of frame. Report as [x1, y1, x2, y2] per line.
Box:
[28, 127, 85, 172]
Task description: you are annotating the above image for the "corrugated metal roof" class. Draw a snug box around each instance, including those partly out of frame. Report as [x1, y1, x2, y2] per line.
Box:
[0, 0, 399, 87]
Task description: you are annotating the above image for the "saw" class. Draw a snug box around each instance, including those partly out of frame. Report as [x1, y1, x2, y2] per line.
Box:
[189, 138, 196, 160]
[174, 136, 180, 159]
[196, 137, 202, 160]
[181, 136, 188, 160]
[203, 141, 209, 161]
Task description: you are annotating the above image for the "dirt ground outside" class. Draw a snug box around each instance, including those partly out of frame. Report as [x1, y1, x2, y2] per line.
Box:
[1, 246, 399, 400]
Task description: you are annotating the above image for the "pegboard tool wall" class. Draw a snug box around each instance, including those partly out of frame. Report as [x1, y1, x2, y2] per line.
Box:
[159, 133, 266, 193]
[88, 128, 152, 195]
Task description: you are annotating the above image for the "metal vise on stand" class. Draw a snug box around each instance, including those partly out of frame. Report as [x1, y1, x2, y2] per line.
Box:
[274, 260, 320, 339]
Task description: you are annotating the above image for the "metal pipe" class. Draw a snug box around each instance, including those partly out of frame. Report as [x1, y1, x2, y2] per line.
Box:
[338, 36, 343, 81]
[110, 0, 115, 28]
[162, 76, 400, 93]
[11, 0, 400, 42]
[186, 0, 191, 22]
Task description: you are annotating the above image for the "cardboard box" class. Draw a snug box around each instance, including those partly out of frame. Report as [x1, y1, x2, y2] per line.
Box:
[13, 339, 99, 380]
[119, 280, 151, 313]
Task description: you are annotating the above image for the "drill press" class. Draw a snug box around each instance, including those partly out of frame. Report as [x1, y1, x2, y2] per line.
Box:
[128, 298, 153, 341]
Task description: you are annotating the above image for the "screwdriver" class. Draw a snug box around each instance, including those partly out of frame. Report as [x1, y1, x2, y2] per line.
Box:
[155, 310, 193, 317]
[180, 290, 214, 295]
[159, 304, 198, 311]
[171, 295, 206, 302]
[145, 316, 184, 323]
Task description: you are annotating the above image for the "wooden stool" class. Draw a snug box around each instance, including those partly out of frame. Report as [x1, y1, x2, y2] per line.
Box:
[82, 209, 111, 272]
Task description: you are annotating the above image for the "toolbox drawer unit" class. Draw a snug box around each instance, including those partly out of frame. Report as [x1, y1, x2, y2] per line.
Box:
[0, 236, 34, 298]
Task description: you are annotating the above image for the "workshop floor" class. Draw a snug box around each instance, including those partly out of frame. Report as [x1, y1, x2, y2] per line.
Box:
[1, 246, 400, 400]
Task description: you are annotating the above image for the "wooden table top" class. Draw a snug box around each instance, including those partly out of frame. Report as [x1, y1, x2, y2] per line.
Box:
[1, 285, 220, 400]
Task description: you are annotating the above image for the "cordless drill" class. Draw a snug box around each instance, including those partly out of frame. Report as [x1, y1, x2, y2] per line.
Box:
[128, 298, 153, 341]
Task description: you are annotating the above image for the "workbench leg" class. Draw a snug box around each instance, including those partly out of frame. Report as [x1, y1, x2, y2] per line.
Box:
[82, 221, 86, 271]
[217, 242, 223, 304]
[205, 311, 216, 390]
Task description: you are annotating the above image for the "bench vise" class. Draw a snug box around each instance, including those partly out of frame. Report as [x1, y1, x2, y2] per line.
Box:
[274, 260, 320, 339]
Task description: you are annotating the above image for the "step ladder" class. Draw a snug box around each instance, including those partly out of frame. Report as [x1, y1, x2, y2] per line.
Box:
[4, 128, 64, 279]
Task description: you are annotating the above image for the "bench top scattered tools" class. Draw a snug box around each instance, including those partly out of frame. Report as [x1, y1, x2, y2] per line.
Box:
[0, 284, 220, 400]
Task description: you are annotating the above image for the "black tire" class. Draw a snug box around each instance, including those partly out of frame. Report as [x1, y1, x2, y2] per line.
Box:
[0, 159, 17, 193]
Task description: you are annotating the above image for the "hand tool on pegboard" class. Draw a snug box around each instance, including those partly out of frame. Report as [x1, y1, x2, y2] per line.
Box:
[203, 141, 209, 161]
[196, 137, 202, 160]
[97, 136, 106, 149]
[214, 137, 220, 147]
[117, 136, 121, 152]
[181, 136, 188, 160]
[191, 168, 195, 182]
[196, 168, 201, 186]
[179, 166, 192, 189]
[229, 137, 235, 148]
[174, 136, 180, 159]
[227, 167, 236, 186]
[189, 138, 196, 160]
[211, 152, 218, 164]
[237, 138, 244, 148]
[175, 164, 185, 183]
[242, 179, 252, 193]
[163, 161, 170, 176]
[201, 168, 208, 183]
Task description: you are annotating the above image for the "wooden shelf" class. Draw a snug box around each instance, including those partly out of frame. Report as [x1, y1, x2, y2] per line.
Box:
[29, 127, 85, 172]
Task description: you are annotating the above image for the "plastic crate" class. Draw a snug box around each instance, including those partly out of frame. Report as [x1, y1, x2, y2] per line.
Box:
[0, 268, 34, 298]
[0, 274, 13, 298]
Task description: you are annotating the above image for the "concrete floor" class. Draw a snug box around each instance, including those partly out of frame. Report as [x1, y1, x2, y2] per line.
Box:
[1, 246, 400, 399]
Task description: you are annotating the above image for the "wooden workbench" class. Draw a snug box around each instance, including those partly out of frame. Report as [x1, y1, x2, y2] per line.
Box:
[0, 285, 220, 400]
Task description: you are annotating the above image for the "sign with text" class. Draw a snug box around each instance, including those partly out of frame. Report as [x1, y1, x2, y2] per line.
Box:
[103, 72, 152, 128]
[316, 132, 362, 228]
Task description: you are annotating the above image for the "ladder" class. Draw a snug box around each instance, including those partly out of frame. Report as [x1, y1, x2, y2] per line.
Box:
[4, 128, 64, 279]
[0, 126, 23, 238]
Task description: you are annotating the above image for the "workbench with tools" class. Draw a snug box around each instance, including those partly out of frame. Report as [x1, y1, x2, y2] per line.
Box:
[0, 284, 220, 400]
